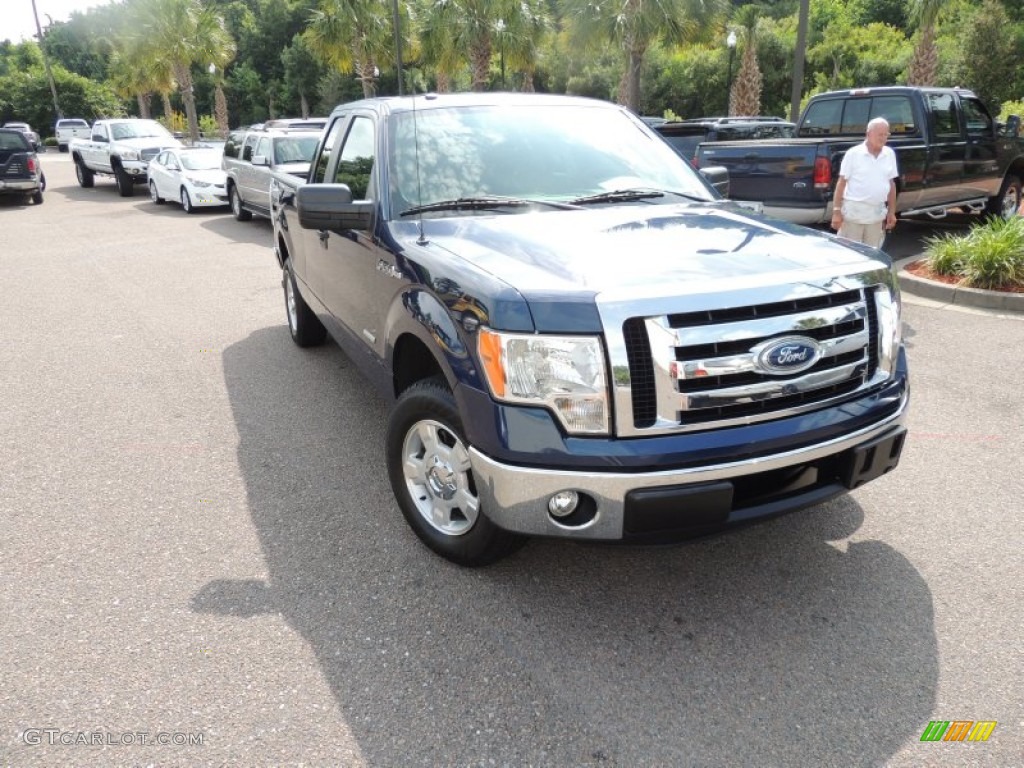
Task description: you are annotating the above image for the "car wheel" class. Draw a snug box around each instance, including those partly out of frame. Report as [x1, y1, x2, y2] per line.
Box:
[149, 181, 164, 204]
[74, 159, 94, 188]
[114, 164, 135, 197]
[230, 184, 252, 221]
[385, 377, 528, 566]
[40, 172, 46, 192]
[283, 262, 326, 347]
[989, 175, 1021, 219]
[180, 187, 196, 214]
[59, 144, 68, 153]
[31, 190, 43, 205]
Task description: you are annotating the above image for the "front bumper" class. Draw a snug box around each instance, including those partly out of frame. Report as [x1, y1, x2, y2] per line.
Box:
[470, 390, 908, 541]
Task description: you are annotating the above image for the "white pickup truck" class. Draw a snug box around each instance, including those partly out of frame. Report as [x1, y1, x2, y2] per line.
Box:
[69, 119, 182, 196]
[55, 119, 91, 152]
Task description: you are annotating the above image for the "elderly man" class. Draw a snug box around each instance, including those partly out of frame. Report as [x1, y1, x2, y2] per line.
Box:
[830, 116, 898, 248]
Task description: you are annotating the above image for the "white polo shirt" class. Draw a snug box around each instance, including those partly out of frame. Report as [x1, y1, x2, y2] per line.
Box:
[839, 141, 898, 205]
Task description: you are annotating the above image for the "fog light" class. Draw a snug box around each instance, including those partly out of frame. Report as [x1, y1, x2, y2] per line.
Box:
[548, 491, 579, 518]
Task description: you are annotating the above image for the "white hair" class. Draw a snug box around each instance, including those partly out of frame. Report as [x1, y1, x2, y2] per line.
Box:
[867, 117, 890, 132]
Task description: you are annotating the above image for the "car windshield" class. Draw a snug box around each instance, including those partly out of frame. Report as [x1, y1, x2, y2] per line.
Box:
[110, 120, 174, 140]
[388, 102, 714, 217]
[0, 131, 31, 151]
[180, 150, 222, 171]
[273, 136, 319, 164]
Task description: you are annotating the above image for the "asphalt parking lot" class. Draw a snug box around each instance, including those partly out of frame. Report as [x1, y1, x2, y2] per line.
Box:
[1, 154, 1022, 767]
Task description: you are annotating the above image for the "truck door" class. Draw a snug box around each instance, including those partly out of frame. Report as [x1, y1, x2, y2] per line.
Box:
[959, 95, 1001, 199]
[318, 113, 397, 361]
[87, 123, 110, 171]
[920, 92, 966, 208]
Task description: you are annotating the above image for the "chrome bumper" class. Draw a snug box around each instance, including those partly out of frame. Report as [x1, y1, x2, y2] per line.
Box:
[470, 392, 908, 540]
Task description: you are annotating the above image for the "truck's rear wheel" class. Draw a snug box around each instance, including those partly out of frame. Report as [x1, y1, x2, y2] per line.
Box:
[283, 263, 326, 347]
[989, 175, 1021, 218]
[385, 378, 527, 566]
[114, 164, 135, 197]
[229, 184, 252, 221]
[74, 159, 94, 188]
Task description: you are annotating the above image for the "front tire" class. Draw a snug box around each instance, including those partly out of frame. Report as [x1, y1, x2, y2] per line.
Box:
[385, 378, 527, 566]
[229, 184, 252, 221]
[989, 174, 1021, 218]
[180, 187, 195, 214]
[75, 159, 94, 188]
[114, 163, 135, 197]
[283, 263, 326, 347]
[149, 180, 164, 204]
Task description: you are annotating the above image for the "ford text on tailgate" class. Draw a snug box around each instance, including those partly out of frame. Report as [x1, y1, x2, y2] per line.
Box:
[268, 93, 909, 566]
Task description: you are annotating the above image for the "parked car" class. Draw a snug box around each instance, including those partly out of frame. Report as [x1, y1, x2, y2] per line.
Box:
[3, 121, 43, 152]
[654, 116, 796, 165]
[0, 127, 44, 204]
[223, 128, 321, 221]
[693, 86, 1024, 224]
[55, 118, 91, 152]
[147, 147, 228, 213]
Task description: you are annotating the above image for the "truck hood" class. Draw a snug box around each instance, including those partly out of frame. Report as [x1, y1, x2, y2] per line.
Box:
[410, 203, 889, 298]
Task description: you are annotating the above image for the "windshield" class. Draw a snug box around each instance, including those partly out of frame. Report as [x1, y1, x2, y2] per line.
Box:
[273, 136, 319, 164]
[110, 120, 174, 141]
[388, 102, 714, 217]
[180, 150, 222, 171]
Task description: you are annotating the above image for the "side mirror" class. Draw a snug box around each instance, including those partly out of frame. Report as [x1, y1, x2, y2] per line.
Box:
[1005, 115, 1020, 139]
[296, 183, 374, 231]
[699, 165, 730, 198]
[252, 154, 270, 167]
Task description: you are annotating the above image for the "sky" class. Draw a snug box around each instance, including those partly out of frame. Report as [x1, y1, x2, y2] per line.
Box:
[1, 0, 116, 44]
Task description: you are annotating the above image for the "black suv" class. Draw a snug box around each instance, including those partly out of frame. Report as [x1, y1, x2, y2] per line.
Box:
[654, 116, 796, 163]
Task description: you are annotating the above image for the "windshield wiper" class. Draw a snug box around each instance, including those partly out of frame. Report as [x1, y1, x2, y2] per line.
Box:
[400, 196, 581, 217]
[569, 188, 666, 205]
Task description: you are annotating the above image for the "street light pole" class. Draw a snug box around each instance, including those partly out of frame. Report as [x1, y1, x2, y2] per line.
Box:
[726, 30, 737, 117]
[31, 0, 63, 123]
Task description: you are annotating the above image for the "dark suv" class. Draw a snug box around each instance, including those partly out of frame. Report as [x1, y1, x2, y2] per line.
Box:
[654, 116, 796, 164]
[0, 128, 44, 204]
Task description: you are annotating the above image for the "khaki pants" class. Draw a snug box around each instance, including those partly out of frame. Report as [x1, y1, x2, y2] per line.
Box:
[839, 200, 886, 248]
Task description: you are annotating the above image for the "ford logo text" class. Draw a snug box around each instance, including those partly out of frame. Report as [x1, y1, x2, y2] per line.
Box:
[753, 336, 823, 375]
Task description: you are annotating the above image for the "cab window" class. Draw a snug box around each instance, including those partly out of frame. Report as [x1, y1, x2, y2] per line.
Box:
[333, 116, 375, 200]
[312, 117, 347, 184]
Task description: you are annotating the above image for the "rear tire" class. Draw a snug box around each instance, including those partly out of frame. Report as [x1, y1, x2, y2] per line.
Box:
[31, 190, 43, 205]
[75, 159, 94, 188]
[283, 263, 326, 347]
[114, 164, 135, 197]
[230, 184, 252, 221]
[385, 377, 528, 566]
[989, 175, 1021, 219]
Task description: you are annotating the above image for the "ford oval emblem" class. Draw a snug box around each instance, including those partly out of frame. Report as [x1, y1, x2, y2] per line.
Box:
[753, 336, 822, 376]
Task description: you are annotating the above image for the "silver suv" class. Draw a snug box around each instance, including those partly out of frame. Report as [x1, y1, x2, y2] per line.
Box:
[222, 128, 321, 221]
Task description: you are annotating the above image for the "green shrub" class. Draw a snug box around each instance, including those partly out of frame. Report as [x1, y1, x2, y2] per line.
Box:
[924, 216, 1024, 289]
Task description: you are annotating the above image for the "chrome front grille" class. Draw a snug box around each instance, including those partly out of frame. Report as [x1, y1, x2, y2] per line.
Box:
[616, 286, 885, 435]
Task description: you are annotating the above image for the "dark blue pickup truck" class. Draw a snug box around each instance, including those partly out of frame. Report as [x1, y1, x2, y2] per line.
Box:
[695, 86, 1024, 225]
[268, 92, 909, 566]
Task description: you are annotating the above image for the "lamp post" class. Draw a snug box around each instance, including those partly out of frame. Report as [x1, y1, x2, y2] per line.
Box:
[31, 0, 62, 122]
[726, 30, 737, 117]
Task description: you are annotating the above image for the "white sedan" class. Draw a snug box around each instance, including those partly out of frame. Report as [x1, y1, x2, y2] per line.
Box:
[147, 147, 228, 213]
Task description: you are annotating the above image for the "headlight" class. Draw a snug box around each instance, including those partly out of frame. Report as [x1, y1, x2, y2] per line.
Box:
[120, 149, 140, 161]
[874, 283, 901, 377]
[187, 178, 212, 188]
[478, 328, 610, 435]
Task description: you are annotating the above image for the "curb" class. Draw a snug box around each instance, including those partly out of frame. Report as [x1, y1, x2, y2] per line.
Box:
[898, 270, 1024, 313]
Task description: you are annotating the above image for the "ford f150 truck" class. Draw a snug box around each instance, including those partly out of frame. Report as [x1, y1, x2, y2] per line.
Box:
[268, 92, 908, 566]
[694, 86, 1024, 225]
[70, 119, 182, 196]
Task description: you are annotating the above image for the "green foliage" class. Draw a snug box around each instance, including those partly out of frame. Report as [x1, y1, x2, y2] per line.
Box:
[924, 216, 1024, 289]
[199, 114, 221, 138]
[999, 101, 1024, 123]
[0, 61, 124, 132]
[952, 0, 1015, 113]
[807, 22, 910, 92]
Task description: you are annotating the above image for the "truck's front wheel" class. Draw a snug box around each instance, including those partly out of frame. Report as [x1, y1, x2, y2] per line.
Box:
[386, 378, 527, 566]
[989, 175, 1021, 218]
[114, 163, 135, 197]
[283, 263, 326, 347]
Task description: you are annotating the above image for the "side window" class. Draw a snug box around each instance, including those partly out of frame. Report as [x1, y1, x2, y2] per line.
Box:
[254, 137, 271, 160]
[961, 98, 993, 136]
[241, 135, 258, 162]
[799, 100, 843, 136]
[333, 116, 375, 199]
[92, 125, 107, 142]
[312, 116, 347, 184]
[928, 93, 959, 137]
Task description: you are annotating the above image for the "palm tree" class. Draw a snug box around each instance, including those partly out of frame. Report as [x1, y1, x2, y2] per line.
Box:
[907, 0, 944, 86]
[561, 0, 726, 112]
[126, 0, 235, 142]
[305, 0, 398, 98]
[417, 0, 466, 92]
[729, 5, 762, 116]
